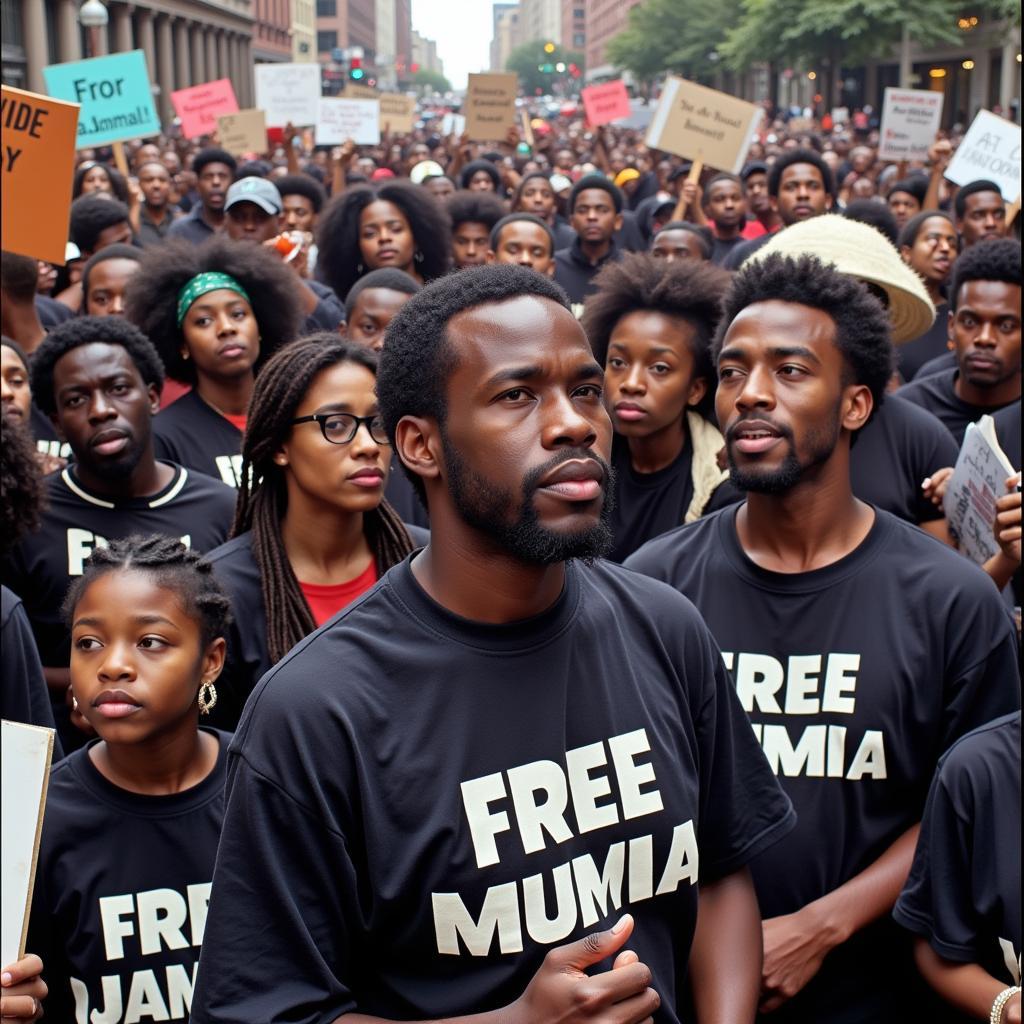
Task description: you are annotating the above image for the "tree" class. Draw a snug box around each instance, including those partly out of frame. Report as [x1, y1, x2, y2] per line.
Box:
[406, 68, 452, 94]
[506, 40, 585, 95]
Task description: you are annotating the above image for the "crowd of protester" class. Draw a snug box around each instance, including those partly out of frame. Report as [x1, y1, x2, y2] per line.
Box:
[0, 93, 1020, 1024]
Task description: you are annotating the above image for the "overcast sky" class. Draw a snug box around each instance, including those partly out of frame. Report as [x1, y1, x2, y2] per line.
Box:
[411, 0, 497, 90]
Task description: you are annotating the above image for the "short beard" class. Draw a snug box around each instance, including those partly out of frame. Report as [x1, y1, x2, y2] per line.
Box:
[726, 409, 842, 495]
[443, 437, 615, 565]
[85, 436, 147, 482]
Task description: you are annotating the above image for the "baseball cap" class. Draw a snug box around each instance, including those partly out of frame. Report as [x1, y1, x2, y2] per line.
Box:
[740, 160, 769, 181]
[410, 159, 444, 185]
[225, 177, 283, 215]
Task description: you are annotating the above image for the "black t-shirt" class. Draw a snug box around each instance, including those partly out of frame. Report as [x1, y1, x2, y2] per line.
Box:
[29, 402, 72, 461]
[153, 391, 244, 487]
[711, 234, 744, 266]
[36, 294, 74, 328]
[305, 279, 346, 334]
[553, 238, 623, 305]
[4, 463, 236, 670]
[28, 731, 229, 1022]
[625, 506, 1020, 1023]
[850, 395, 959, 524]
[898, 368, 1017, 446]
[608, 437, 741, 562]
[916, 349, 957, 380]
[207, 524, 430, 729]
[992, 401, 1021, 472]
[191, 556, 795, 1022]
[897, 303, 949, 382]
[722, 231, 773, 270]
[1, 585, 62, 759]
[894, 713, 1021, 992]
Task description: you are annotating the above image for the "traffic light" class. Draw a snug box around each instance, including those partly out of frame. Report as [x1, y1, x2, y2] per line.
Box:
[350, 55, 364, 81]
[544, 41, 555, 54]
[410, 62, 420, 73]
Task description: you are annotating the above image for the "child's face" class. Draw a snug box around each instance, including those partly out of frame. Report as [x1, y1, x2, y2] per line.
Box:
[70, 570, 224, 742]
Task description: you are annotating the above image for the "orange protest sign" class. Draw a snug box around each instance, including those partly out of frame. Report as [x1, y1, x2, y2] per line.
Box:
[1, 86, 80, 264]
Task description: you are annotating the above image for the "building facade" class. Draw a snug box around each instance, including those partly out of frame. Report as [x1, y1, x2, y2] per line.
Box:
[562, 1, 585, 56]
[490, 2, 518, 71]
[252, 0, 292, 63]
[3, 0, 254, 124]
[584, 0, 641, 79]
[517, 0, 560, 47]
[410, 28, 442, 76]
[292, 0, 316, 61]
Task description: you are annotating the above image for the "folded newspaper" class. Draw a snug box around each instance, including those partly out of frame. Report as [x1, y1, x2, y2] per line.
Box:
[943, 415, 1017, 564]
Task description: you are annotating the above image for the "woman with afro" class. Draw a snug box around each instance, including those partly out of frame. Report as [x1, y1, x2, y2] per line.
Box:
[315, 179, 450, 304]
[125, 236, 302, 488]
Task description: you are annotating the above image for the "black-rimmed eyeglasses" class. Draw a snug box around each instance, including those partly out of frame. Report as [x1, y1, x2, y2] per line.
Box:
[289, 413, 391, 446]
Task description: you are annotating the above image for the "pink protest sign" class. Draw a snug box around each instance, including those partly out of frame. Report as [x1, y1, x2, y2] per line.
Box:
[581, 80, 631, 127]
[171, 79, 239, 139]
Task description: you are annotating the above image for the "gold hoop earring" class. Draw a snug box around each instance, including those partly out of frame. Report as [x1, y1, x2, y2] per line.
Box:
[197, 680, 218, 715]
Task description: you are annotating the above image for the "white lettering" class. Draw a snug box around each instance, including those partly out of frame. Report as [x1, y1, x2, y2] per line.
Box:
[68, 528, 109, 577]
[846, 730, 887, 779]
[507, 760, 573, 856]
[827, 725, 847, 777]
[124, 969, 169, 1023]
[91, 974, 124, 1024]
[99, 893, 135, 960]
[522, 862, 577, 944]
[165, 962, 199, 1018]
[762, 724, 826, 777]
[734, 653, 783, 713]
[571, 842, 625, 927]
[432, 882, 522, 955]
[784, 655, 821, 715]
[822, 654, 859, 713]
[461, 772, 511, 869]
[627, 833, 654, 902]
[566, 741, 618, 834]
[655, 820, 699, 895]
[136, 889, 189, 956]
[608, 729, 663, 820]
[186, 883, 211, 946]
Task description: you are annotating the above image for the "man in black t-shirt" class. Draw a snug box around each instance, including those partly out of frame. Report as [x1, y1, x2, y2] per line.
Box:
[192, 265, 795, 1023]
[554, 175, 625, 308]
[626, 254, 1020, 1024]
[899, 239, 1021, 445]
[701, 174, 748, 265]
[4, 317, 235, 749]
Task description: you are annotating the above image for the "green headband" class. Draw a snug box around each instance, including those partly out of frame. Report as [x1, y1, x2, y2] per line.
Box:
[176, 272, 251, 327]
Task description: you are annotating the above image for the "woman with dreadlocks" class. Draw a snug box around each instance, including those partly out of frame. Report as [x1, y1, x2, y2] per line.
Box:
[206, 335, 426, 729]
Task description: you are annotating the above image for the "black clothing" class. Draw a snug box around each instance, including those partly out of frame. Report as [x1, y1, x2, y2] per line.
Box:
[898, 368, 1018, 445]
[384, 467, 429, 529]
[35, 294, 74, 328]
[1, 586, 63, 760]
[552, 216, 575, 250]
[615, 209, 647, 253]
[207, 524, 429, 729]
[153, 391, 244, 487]
[192, 556, 795, 1022]
[28, 731, 229, 1022]
[915, 349, 957, 379]
[894, 713, 1020, 989]
[710, 234, 744, 266]
[992, 401, 1021, 471]
[136, 207, 179, 247]
[850, 396, 959, 524]
[722, 231, 773, 270]
[554, 237, 623, 305]
[30, 402, 71, 461]
[304, 279, 346, 334]
[626, 506, 1021, 1024]
[167, 204, 218, 245]
[897, 303, 949, 382]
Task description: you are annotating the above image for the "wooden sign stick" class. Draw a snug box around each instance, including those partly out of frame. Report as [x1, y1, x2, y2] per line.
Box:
[111, 140, 129, 178]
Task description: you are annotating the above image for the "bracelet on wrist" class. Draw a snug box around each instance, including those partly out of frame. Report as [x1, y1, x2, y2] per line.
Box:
[990, 985, 1020, 1024]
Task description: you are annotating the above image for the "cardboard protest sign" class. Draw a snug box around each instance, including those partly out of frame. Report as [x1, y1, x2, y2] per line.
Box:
[878, 88, 944, 161]
[946, 109, 1021, 202]
[581, 79, 631, 127]
[255, 63, 321, 127]
[316, 97, 380, 146]
[217, 108, 267, 155]
[645, 77, 763, 173]
[344, 83, 380, 100]
[171, 78, 239, 139]
[1, 720, 55, 968]
[378, 93, 416, 133]
[43, 49, 159, 148]
[1, 86, 79, 264]
[465, 73, 517, 140]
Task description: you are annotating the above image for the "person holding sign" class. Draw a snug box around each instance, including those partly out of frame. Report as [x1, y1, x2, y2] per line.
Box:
[26, 535, 232, 1021]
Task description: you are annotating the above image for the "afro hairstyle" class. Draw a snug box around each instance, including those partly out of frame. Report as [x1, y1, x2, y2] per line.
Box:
[377, 264, 572, 504]
[69, 194, 132, 253]
[947, 237, 1022, 311]
[192, 147, 237, 176]
[344, 268, 422, 321]
[954, 179, 1003, 219]
[459, 159, 502, 191]
[123, 235, 303, 385]
[489, 213, 555, 253]
[1, 413, 44, 558]
[73, 161, 130, 204]
[1, 251, 39, 301]
[446, 191, 507, 232]
[315, 181, 452, 301]
[81, 243, 143, 298]
[767, 149, 836, 198]
[714, 253, 894, 419]
[275, 173, 328, 214]
[843, 200, 900, 246]
[30, 315, 166, 417]
[568, 174, 624, 214]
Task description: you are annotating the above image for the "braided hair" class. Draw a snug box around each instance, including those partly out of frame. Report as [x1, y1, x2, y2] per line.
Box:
[62, 535, 232, 649]
[232, 334, 415, 663]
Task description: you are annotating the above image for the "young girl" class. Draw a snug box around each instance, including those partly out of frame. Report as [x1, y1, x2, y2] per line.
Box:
[125, 236, 302, 486]
[206, 336, 425, 728]
[26, 535, 232, 1021]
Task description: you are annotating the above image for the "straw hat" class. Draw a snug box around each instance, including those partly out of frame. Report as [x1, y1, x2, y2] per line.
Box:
[745, 214, 935, 344]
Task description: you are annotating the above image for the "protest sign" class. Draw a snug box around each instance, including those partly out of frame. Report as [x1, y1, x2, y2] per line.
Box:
[1, 86, 79, 264]
[646, 77, 763, 174]
[316, 97, 380, 145]
[43, 49, 159, 148]
[217, 108, 268, 155]
[378, 93, 416, 133]
[878, 88, 944, 161]
[1, 721, 55, 968]
[255, 63, 321, 126]
[171, 78, 239, 139]
[945, 109, 1021, 202]
[344, 83, 380, 100]
[581, 79, 631, 127]
[943, 416, 1017, 564]
[441, 112, 466, 137]
[465, 73, 517, 140]
[830, 106, 850, 125]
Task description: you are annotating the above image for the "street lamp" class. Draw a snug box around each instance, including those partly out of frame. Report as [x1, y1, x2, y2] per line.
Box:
[79, 0, 108, 58]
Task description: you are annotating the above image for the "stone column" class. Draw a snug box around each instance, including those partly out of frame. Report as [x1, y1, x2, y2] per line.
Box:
[898, 24, 913, 88]
[21, 0, 48, 94]
[113, 2, 133, 53]
[191, 24, 207, 84]
[240, 37, 254, 107]
[206, 29, 218, 82]
[156, 13, 175, 122]
[137, 8, 156, 79]
[971, 48, 991, 121]
[56, 0, 82, 63]
[217, 30, 230, 86]
[999, 31, 1021, 114]
[175, 18, 191, 89]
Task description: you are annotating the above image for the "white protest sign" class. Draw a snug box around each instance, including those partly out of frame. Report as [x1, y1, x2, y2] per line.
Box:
[254, 63, 321, 127]
[1, 720, 54, 967]
[878, 88, 944, 161]
[315, 97, 380, 146]
[441, 112, 466, 137]
[945, 109, 1021, 202]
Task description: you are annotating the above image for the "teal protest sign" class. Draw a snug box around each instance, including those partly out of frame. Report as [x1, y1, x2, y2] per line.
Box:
[43, 50, 160, 147]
